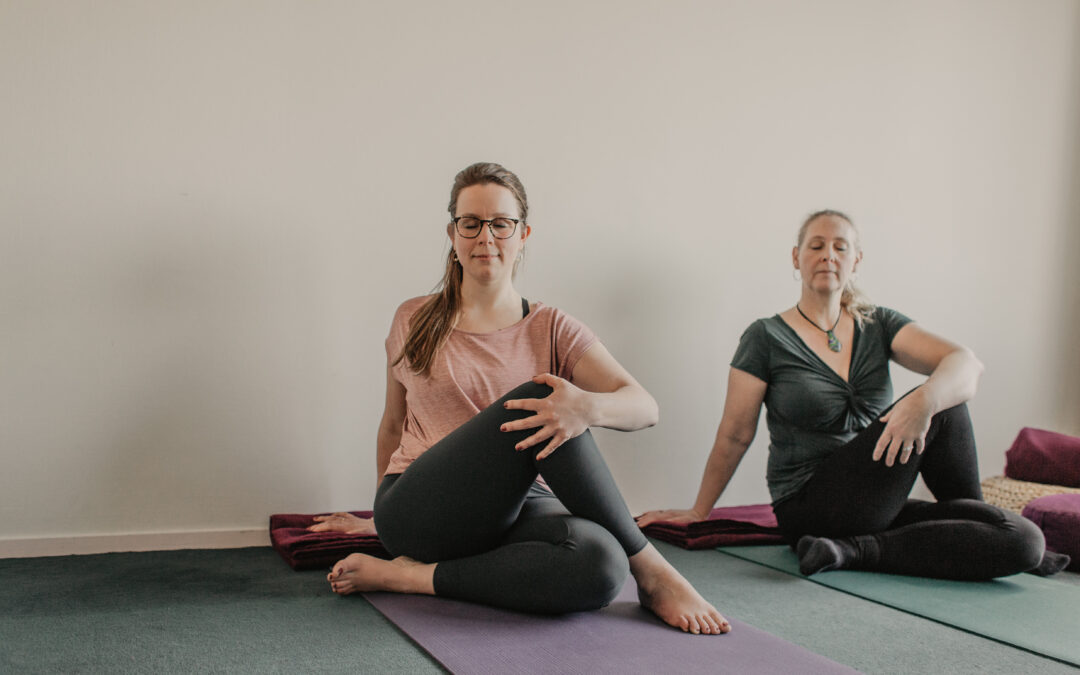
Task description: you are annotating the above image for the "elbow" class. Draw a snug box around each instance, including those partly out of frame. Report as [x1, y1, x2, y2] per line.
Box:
[969, 357, 985, 400]
[718, 425, 755, 454]
[725, 431, 755, 453]
[378, 415, 405, 444]
[643, 394, 659, 429]
[950, 346, 984, 401]
[972, 352, 985, 378]
[963, 346, 985, 388]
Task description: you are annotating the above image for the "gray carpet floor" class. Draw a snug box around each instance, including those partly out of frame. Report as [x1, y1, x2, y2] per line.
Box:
[1, 542, 1076, 674]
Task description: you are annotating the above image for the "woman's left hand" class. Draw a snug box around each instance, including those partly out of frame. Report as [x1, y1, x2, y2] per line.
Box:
[501, 373, 592, 459]
[873, 389, 934, 467]
[308, 513, 377, 535]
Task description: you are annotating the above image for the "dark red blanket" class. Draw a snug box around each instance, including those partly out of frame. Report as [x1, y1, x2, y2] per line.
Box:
[639, 503, 785, 549]
[269, 511, 390, 570]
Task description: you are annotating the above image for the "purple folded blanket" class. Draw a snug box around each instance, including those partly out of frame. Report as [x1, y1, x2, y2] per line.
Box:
[640, 504, 784, 549]
[269, 511, 390, 570]
[1005, 427, 1080, 488]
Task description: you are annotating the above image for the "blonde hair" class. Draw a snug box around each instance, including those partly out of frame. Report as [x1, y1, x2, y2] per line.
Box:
[797, 209, 875, 326]
[395, 163, 529, 376]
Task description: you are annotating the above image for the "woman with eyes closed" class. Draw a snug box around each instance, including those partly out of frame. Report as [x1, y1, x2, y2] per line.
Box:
[312, 162, 728, 634]
[638, 210, 1069, 579]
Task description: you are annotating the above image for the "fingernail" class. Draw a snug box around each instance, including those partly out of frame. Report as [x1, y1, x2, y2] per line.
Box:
[500, 425, 506, 431]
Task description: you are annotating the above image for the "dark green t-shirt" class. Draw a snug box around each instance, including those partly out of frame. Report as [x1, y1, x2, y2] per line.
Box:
[731, 306, 912, 504]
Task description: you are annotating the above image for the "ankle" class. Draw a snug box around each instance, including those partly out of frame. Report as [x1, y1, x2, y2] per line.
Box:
[628, 543, 662, 573]
[390, 561, 436, 595]
[629, 545, 688, 590]
[796, 535, 860, 575]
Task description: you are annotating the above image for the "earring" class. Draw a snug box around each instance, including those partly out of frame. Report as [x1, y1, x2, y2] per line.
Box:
[516, 250, 524, 263]
[793, 268, 802, 282]
[452, 251, 459, 263]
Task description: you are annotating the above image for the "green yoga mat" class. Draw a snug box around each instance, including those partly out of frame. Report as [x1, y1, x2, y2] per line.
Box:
[719, 545, 1080, 667]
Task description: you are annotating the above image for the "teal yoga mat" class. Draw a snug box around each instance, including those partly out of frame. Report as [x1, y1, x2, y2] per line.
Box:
[719, 545, 1080, 667]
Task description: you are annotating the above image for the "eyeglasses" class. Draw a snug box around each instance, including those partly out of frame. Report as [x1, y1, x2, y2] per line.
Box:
[451, 217, 521, 239]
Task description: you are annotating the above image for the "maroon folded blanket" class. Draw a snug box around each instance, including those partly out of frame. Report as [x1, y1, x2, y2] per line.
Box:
[640, 503, 784, 549]
[1005, 427, 1080, 488]
[269, 511, 390, 570]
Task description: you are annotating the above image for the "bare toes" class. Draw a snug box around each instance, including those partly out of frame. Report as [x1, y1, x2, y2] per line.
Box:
[714, 612, 731, 633]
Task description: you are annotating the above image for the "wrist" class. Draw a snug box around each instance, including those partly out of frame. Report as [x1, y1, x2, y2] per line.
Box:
[580, 390, 602, 428]
[911, 386, 939, 415]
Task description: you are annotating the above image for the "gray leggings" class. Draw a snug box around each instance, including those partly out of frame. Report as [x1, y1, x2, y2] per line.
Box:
[374, 381, 648, 614]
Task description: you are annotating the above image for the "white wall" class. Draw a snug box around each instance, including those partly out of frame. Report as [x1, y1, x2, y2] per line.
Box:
[2, 0, 1078, 545]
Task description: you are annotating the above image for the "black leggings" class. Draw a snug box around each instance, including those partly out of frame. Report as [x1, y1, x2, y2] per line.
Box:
[772, 401, 1046, 580]
[374, 381, 648, 614]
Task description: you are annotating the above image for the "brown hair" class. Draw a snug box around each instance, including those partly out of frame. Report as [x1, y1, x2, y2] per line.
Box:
[797, 209, 875, 326]
[394, 162, 529, 376]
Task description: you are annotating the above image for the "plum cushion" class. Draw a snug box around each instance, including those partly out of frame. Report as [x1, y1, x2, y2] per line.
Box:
[1005, 427, 1080, 488]
[1022, 494, 1080, 571]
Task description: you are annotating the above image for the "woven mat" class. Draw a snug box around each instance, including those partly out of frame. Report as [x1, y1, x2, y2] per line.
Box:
[980, 475, 1080, 514]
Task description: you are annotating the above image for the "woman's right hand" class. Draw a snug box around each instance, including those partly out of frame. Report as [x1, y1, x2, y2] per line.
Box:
[635, 508, 708, 529]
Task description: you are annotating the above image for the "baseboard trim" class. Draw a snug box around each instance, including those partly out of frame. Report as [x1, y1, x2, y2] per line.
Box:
[0, 529, 270, 559]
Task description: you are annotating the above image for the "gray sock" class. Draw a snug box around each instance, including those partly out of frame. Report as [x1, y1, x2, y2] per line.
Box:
[1029, 550, 1070, 576]
[796, 535, 858, 575]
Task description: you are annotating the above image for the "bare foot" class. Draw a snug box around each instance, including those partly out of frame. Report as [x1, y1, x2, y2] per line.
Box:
[309, 512, 377, 535]
[630, 544, 730, 635]
[327, 553, 435, 596]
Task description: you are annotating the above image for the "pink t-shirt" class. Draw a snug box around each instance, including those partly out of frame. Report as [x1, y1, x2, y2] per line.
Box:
[383, 295, 598, 476]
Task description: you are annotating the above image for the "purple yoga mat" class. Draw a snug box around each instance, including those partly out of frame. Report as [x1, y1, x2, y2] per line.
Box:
[364, 579, 855, 674]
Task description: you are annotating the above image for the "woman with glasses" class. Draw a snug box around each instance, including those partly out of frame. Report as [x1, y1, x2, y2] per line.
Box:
[316, 162, 728, 634]
[638, 210, 1066, 580]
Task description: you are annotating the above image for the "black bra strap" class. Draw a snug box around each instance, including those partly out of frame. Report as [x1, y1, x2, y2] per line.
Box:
[521, 297, 530, 318]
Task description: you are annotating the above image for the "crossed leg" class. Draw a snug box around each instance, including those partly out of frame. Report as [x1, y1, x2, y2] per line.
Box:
[329, 381, 729, 634]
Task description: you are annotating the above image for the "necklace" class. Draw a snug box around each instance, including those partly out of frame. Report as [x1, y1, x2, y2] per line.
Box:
[796, 304, 842, 352]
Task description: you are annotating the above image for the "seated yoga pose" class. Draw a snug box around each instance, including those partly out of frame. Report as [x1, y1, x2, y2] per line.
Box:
[638, 210, 1068, 579]
[313, 162, 728, 634]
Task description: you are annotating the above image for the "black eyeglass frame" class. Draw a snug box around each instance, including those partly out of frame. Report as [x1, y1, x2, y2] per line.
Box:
[450, 216, 523, 239]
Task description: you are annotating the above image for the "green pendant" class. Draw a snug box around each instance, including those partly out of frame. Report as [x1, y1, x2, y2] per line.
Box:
[826, 330, 842, 352]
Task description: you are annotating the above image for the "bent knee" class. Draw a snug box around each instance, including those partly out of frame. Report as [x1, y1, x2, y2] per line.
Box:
[985, 510, 1046, 575]
[502, 380, 554, 402]
[561, 522, 629, 611]
[932, 401, 971, 426]
[577, 538, 630, 609]
[1008, 515, 1046, 572]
